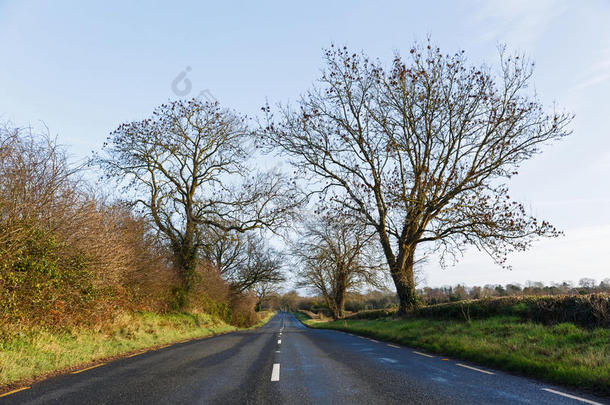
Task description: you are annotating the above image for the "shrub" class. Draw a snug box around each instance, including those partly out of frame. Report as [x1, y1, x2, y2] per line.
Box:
[410, 294, 609, 328]
[0, 125, 176, 330]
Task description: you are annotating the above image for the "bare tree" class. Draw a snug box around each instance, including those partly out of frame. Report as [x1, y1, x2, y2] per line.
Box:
[254, 281, 282, 311]
[0, 124, 78, 240]
[579, 278, 596, 289]
[200, 227, 247, 279]
[98, 99, 300, 306]
[262, 42, 572, 313]
[293, 215, 384, 319]
[201, 230, 285, 293]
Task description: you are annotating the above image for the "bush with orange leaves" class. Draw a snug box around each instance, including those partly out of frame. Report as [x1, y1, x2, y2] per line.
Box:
[0, 124, 176, 330]
[186, 263, 258, 327]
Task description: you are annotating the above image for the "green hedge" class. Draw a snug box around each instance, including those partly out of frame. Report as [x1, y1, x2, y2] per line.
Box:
[346, 294, 610, 328]
[345, 308, 398, 320]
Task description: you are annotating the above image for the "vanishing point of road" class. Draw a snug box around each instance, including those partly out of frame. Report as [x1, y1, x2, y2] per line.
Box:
[1, 312, 607, 405]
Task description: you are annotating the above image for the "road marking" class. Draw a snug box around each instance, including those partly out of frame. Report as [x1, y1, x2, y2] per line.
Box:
[541, 388, 604, 405]
[441, 358, 449, 361]
[0, 387, 30, 397]
[456, 363, 495, 375]
[271, 363, 280, 381]
[367, 338, 380, 343]
[275, 350, 280, 353]
[413, 351, 435, 358]
[126, 352, 144, 358]
[71, 363, 105, 374]
[278, 339, 281, 344]
[387, 344, 400, 348]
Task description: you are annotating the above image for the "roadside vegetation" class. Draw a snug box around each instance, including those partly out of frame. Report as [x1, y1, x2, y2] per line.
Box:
[0, 119, 283, 392]
[296, 295, 610, 395]
[0, 310, 275, 389]
[278, 283, 610, 319]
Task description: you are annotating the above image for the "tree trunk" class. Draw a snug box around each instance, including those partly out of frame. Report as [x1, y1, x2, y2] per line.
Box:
[335, 293, 345, 319]
[172, 227, 198, 310]
[330, 276, 347, 319]
[391, 247, 418, 315]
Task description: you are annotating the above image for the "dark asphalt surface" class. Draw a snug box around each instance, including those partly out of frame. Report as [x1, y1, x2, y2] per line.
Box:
[2, 311, 607, 404]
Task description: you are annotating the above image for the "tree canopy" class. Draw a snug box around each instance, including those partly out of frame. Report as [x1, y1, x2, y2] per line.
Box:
[99, 99, 300, 305]
[262, 42, 572, 312]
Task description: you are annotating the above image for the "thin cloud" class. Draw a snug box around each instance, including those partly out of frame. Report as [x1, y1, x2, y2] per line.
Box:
[424, 223, 610, 287]
[468, 0, 568, 46]
[573, 47, 610, 90]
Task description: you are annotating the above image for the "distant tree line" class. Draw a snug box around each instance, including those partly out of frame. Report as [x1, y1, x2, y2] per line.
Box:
[419, 278, 610, 305]
[265, 278, 610, 316]
[265, 290, 399, 314]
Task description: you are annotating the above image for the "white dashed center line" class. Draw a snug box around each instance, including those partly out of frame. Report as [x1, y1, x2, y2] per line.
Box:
[541, 388, 603, 405]
[456, 363, 495, 375]
[271, 363, 280, 381]
[387, 344, 400, 348]
[413, 351, 434, 358]
[278, 339, 281, 344]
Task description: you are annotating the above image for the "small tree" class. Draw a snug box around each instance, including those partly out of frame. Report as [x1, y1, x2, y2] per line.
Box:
[279, 290, 300, 312]
[98, 99, 299, 307]
[216, 232, 285, 293]
[293, 215, 384, 319]
[263, 42, 572, 313]
[578, 277, 596, 289]
[254, 281, 282, 311]
[200, 228, 286, 293]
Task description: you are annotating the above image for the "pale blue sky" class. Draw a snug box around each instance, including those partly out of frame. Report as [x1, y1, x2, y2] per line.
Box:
[1, 1, 609, 287]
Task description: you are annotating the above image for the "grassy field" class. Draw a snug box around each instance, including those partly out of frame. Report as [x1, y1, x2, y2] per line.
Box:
[299, 314, 610, 395]
[0, 310, 275, 391]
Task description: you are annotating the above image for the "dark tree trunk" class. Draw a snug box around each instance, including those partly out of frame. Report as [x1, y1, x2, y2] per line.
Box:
[172, 225, 198, 309]
[391, 247, 418, 315]
[335, 293, 345, 319]
[330, 276, 347, 320]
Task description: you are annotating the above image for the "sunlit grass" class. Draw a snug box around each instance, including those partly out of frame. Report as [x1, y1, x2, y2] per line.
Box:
[303, 315, 609, 395]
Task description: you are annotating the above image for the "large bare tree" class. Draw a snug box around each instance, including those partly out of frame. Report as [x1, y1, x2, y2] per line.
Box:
[293, 215, 384, 319]
[98, 99, 299, 306]
[262, 43, 572, 313]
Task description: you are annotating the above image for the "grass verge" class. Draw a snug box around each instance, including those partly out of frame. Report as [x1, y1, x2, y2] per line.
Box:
[299, 314, 610, 396]
[0, 310, 275, 392]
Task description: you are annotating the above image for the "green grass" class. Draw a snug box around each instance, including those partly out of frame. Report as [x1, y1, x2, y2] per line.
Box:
[0, 310, 275, 390]
[245, 310, 277, 329]
[301, 315, 610, 395]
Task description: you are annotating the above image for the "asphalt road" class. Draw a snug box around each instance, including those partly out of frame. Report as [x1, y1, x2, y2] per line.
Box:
[2, 312, 607, 404]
